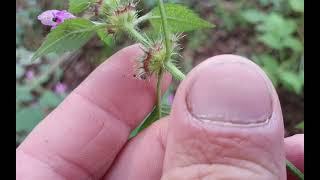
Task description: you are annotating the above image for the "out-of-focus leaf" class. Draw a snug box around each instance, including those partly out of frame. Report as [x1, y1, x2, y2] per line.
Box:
[258, 33, 282, 49]
[283, 37, 303, 52]
[289, 0, 304, 13]
[279, 70, 304, 94]
[16, 86, 33, 103]
[16, 106, 45, 132]
[259, 54, 279, 86]
[16, 65, 25, 79]
[39, 91, 63, 108]
[16, 48, 35, 65]
[295, 121, 304, 130]
[69, 0, 92, 14]
[255, 13, 301, 51]
[242, 9, 267, 23]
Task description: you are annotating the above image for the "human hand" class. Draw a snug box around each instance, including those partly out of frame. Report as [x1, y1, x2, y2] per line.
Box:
[16, 45, 304, 180]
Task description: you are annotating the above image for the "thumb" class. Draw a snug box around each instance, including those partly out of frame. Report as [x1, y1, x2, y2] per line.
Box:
[162, 55, 286, 180]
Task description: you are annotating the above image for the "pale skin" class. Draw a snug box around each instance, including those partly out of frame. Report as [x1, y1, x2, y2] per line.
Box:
[16, 45, 304, 180]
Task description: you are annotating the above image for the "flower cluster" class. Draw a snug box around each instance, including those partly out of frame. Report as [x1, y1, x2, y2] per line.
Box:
[134, 42, 166, 80]
[107, 1, 139, 35]
[134, 34, 183, 80]
[36, 1, 183, 82]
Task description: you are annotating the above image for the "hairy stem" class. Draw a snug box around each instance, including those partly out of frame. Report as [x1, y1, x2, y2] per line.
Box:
[165, 62, 186, 80]
[134, 13, 158, 25]
[157, 0, 171, 61]
[156, 69, 164, 119]
[124, 24, 150, 46]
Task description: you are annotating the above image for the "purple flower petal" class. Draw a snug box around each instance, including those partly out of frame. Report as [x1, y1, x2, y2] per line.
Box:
[54, 83, 68, 94]
[25, 70, 34, 80]
[56, 10, 76, 20]
[37, 10, 60, 26]
[38, 10, 76, 29]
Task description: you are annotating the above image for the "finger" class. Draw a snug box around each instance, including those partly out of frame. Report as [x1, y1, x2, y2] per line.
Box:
[103, 118, 169, 180]
[285, 134, 304, 180]
[16, 45, 171, 180]
[101, 118, 303, 179]
[162, 55, 286, 179]
[101, 122, 303, 180]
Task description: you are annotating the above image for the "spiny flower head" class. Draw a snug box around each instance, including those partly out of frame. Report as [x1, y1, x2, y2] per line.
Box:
[134, 42, 165, 80]
[106, 1, 139, 34]
[37, 10, 76, 29]
[134, 34, 183, 80]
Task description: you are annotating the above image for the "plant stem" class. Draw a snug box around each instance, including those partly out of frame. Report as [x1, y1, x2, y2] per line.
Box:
[134, 14, 163, 26]
[165, 62, 186, 80]
[286, 160, 304, 180]
[124, 24, 150, 46]
[157, 0, 171, 61]
[156, 68, 164, 119]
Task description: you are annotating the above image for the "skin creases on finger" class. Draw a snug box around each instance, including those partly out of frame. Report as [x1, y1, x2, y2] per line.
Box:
[103, 118, 169, 180]
[16, 44, 171, 180]
[162, 55, 286, 180]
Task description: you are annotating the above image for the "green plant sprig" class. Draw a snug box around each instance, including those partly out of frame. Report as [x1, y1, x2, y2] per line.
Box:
[31, 1, 303, 179]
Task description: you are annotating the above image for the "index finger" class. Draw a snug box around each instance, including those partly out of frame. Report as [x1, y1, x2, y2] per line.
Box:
[16, 45, 171, 180]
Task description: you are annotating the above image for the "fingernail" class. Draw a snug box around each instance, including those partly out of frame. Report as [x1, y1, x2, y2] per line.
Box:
[186, 58, 273, 125]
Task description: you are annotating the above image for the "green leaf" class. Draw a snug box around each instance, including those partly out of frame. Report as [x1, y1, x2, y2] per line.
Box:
[242, 9, 267, 23]
[283, 37, 303, 52]
[16, 48, 35, 65]
[257, 13, 297, 36]
[258, 33, 283, 49]
[16, 86, 33, 103]
[295, 121, 304, 130]
[39, 91, 63, 108]
[130, 103, 172, 138]
[16, 106, 45, 132]
[150, 3, 214, 32]
[257, 13, 300, 50]
[161, 104, 171, 117]
[31, 18, 97, 61]
[289, 0, 304, 13]
[279, 70, 304, 94]
[129, 107, 158, 138]
[16, 65, 25, 79]
[259, 55, 279, 85]
[69, 0, 92, 14]
[97, 29, 114, 46]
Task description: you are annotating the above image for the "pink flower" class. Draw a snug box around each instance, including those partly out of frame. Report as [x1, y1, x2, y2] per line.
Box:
[25, 70, 34, 80]
[54, 83, 68, 94]
[37, 10, 76, 29]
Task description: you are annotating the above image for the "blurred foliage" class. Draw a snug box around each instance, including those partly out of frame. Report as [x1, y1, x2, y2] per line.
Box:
[296, 121, 304, 130]
[241, 0, 304, 95]
[16, 46, 66, 144]
[16, 0, 68, 144]
[16, 0, 304, 145]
